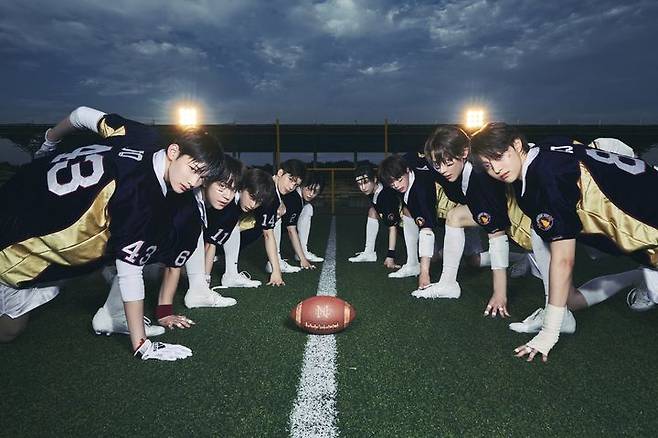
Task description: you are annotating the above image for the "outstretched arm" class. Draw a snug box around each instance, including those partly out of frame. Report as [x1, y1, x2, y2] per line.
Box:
[287, 225, 314, 269]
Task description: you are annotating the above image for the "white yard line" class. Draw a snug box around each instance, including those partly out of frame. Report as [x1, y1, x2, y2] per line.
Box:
[289, 217, 339, 438]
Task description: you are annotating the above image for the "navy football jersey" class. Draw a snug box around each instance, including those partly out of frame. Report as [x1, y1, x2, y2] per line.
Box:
[95, 113, 162, 151]
[520, 142, 658, 266]
[369, 183, 401, 227]
[204, 196, 241, 246]
[154, 189, 203, 268]
[460, 162, 511, 235]
[403, 170, 438, 229]
[255, 191, 281, 231]
[281, 189, 303, 227]
[0, 144, 188, 287]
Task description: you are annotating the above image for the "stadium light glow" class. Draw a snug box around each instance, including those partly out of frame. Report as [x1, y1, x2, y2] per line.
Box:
[464, 108, 486, 130]
[178, 106, 199, 127]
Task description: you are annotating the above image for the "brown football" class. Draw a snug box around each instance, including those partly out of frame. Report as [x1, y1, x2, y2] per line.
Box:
[290, 296, 356, 335]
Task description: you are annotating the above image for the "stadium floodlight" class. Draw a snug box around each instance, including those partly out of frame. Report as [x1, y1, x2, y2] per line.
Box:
[464, 108, 485, 130]
[178, 106, 199, 127]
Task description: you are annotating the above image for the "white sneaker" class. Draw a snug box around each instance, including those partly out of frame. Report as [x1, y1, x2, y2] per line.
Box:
[627, 288, 656, 312]
[184, 287, 237, 308]
[221, 271, 261, 288]
[265, 259, 302, 273]
[509, 256, 530, 278]
[296, 251, 324, 263]
[412, 281, 461, 299]
[389, 263, 421, 278]
[348, 251, 377, 263]
[92, 306, 164, 337]
[508, 307, 576, 334]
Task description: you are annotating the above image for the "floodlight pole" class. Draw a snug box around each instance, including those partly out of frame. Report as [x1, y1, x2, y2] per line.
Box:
[384, 118, 389, 156]
[275, 118, 281, 168]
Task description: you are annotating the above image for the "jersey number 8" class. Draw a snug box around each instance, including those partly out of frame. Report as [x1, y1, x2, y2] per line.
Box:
[47, 145, 112, 196]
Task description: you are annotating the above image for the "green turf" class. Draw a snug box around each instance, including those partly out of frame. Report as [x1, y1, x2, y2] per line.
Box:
[2, 215, 658, 436]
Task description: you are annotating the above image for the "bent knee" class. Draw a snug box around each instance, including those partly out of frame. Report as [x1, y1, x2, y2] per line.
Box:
[0, 314, 29, 342]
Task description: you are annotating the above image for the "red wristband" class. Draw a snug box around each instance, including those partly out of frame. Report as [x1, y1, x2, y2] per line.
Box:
[156, 304, 174, 320]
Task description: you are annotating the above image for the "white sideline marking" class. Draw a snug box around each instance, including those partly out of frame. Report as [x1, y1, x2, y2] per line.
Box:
[289, 217, 339, 438]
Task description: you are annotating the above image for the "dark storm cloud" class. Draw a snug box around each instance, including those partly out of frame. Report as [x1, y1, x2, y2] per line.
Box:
[1, 0, 657, 123]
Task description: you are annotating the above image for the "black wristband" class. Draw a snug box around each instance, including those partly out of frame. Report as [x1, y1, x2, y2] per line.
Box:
[386, 249, 396, 259]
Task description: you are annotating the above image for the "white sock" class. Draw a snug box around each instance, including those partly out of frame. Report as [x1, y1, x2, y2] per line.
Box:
[478, 251, 491, 267]
[402, 215, 419, 266]
[223, 225, 241, 275]
[439, 225, 464, 284]
[103, 277, 125, 318]
[298, 204, 313, 253]
[365, 217, 379, 253]
[185, 234, 207, 290]
[644, 268, 658, 303]
[579, 269, 643, 307]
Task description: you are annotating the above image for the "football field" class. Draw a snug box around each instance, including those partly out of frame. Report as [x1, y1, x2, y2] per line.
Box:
[3, 215, 658, 437]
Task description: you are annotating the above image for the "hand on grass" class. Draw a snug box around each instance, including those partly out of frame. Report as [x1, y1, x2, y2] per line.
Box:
[483, 294, 510, 318]
[514, 344, 548, 363]
[300, 259, 316, 269]
[267, 273, 285, 286]
[158, 314, 195, 330]
[383, 257, 400, 269]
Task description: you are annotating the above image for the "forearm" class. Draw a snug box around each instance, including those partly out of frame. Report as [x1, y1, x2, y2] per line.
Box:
[47, 106, 105, 142]
[263, 229, 281, 275]
[158, 267, 182, 306]
[491, 268, 507, 298]
[124, 300, 146, 351]
[548, 240, 576, 307]
[287, 226, 308, 263]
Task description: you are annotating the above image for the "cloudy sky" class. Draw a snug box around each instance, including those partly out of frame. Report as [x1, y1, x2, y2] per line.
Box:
[2, 0, 657, 124]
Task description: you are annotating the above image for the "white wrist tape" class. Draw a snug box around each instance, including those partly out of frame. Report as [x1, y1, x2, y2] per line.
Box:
[526, 304, 565, 355]
[43, 128, 61, 148]
[69, 106, 106, 132]
[418, 228, 435, 258]
[488, 234, 509, 270]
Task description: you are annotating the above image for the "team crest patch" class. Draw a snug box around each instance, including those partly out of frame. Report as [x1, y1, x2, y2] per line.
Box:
[387, 213, 396, 222]
[477, 212, 491, 226]
[415, 217, 425, 227]
[536, 213, 554, 231]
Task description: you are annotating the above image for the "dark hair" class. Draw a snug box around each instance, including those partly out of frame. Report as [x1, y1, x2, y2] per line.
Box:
[173, 128, 224, 178]
[302, 171, 325, 194]
[354, 162, 377, 182]
[205, 155, 244, 191]
[279, 159, 306, 180]
[378, 155, 409, 186]
[424, 126, 470, 165]
[239, 168, 276, 207]
[470, 122, 529, 165]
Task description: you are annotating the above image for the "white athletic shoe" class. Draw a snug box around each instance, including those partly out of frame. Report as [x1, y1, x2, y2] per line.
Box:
[296, 251, 324, 263]
[92, 306, 165, 337]
[388, 263, 421, 278]
[509, 256, 531, 278]
[221, 271, 261, 288]
[348, 251, 377, 263]
[508, 307, 576, 334]
[184, 287, 237, 309]
[412, 281, 461, 299]
[265, 259, 302, 273]
[627, 288, 656, 312]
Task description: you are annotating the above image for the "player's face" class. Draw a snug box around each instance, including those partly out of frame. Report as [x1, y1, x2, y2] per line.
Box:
[277, 171, 302, 195]
[239, 190, 259, 212]
[430, 151, 467, 182]
[478, 145, 523, 183]
[390, 172, 410, 194]
[356, 176, 376, 195]
[302, 185, 320, 202]
[167, 148, 206, 193]
[205, 180, 236, 210]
